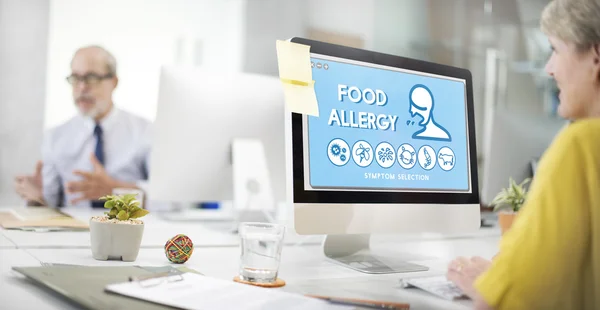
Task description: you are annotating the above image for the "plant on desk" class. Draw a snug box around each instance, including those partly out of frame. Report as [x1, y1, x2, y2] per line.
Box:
[89, 194, 149, 262]
[490, 177, 531, 235]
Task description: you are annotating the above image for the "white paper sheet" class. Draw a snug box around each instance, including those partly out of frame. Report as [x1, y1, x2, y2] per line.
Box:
[105, 273, 350, 310]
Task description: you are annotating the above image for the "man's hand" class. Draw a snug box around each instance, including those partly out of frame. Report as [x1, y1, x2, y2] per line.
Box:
[66, 154, 119, 205]
[446, 256, 492, 300]
[14, 161, 45, 205]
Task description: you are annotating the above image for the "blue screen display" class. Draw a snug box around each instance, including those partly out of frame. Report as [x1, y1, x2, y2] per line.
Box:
[306, 56, 470, 192]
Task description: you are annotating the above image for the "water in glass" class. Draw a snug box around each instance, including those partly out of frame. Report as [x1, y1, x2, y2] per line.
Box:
[238, 223, 284, 283]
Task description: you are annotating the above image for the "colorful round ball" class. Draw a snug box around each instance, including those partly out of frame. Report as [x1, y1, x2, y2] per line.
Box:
[164, 234, 194, 264]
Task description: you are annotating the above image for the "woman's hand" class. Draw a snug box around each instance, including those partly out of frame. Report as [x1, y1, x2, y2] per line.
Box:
[446, 256, 492, 300]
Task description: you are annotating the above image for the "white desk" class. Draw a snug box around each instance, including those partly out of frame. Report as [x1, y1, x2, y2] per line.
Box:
[0, 249, 79, 310]
[0, 206, 500, 249]
[1, 223, 499, 250]
[1, 219, 240, 249]
[14, 236, 500, 310]
[0, 233, 16, 248]
[0, 207, 324, 249]
[1, 203, 502, 310]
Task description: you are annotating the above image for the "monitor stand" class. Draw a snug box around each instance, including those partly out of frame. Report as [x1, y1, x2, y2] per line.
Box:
[323, 234, 429, 274]
[230, 138, 277, 232]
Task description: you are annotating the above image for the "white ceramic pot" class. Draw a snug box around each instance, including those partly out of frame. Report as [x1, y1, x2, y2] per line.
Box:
[89, 219, 144, 262]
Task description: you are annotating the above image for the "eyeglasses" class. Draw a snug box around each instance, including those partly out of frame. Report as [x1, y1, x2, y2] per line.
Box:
[66, 73, 114, 85]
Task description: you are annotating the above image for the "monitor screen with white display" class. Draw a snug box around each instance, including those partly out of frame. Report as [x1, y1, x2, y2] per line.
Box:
[304, 54, 471, 194]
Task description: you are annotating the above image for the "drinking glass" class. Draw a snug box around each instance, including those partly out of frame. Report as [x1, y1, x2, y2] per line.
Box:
[238, 222, 285, 283]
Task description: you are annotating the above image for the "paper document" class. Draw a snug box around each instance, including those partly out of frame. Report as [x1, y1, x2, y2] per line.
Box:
[0, 207, 88, 230]
[276, 40, 319, 117]
[105, 273, 350, 310]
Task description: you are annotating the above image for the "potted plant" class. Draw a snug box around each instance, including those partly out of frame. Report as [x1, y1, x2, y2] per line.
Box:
[490, 178, 531, 234]
[90, 194, 149, 262]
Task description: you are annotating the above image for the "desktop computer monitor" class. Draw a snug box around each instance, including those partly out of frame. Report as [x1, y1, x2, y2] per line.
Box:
[481, 108, 567, 206]
[149, 67, 286, 222]
[285, 38, 481, 274]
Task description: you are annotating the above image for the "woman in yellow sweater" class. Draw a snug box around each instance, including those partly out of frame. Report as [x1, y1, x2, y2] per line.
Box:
[446, 0, 600, 309]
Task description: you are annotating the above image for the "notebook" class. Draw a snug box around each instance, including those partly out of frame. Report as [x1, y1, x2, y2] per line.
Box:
[0, 207, 88, 231]
[105, 272, 351, 310]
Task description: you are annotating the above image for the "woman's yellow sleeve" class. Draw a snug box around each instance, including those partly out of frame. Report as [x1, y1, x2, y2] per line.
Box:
[474, 122, 597, 309]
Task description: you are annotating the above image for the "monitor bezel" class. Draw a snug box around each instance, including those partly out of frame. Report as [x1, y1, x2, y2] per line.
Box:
[289, 37, 479, 205]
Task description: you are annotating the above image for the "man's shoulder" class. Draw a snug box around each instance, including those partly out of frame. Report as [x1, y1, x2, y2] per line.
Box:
[44, 115, 82, 139]
[117, 109, 152, 129]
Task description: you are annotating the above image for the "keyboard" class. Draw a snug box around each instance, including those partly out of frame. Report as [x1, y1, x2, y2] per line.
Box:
[400, 275, 467, 300]
[335, 254, 429, 274]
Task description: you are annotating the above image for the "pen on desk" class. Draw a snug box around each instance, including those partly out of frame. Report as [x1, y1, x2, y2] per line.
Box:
[128, 270, 184, 283]
[306, 295, 410, 310]
[128, 271, 171, 282]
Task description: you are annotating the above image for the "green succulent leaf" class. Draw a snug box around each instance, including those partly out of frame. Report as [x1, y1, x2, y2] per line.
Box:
[117, 210, 128, 221]
[104, 199, 115, 209]
[130, 208, 149, 219]
[100, 193, 149, 221]
[122, 194, 137, 205]
[490, 177, 531, 212]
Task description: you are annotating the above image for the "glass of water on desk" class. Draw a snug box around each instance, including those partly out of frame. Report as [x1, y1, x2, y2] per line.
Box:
[238, 222, 285, 283]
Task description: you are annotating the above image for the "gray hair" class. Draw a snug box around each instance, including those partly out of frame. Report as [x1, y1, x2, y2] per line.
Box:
[72, 45, 117, 76]
[541, 0, 600, 51]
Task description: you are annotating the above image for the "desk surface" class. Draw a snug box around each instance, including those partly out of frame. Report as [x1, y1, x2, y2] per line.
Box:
[0, 206, 324, 248]
[0, 232, 16, 248]
[0, 249, 79, 310]
[0, 206, 500, 249]
[0, 205, 502, 310]
[4, 236, 500, 310]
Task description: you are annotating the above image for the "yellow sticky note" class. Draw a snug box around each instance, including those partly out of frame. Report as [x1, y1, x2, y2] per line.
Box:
[276, 40, 319, 117]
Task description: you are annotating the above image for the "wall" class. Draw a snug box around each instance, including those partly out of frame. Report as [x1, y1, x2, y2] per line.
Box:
[0, 0, 49, 204]
[242, 0, 307, 76]
[307, 0, 375, 49]
[373, 0, 430, 59]
[44, 0, 246, 129]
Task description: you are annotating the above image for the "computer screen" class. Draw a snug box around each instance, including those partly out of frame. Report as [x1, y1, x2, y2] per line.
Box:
[287, 37, 479, 237]
[303, 55, 471, 194]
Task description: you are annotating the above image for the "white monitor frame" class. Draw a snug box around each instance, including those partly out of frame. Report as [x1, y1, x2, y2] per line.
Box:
[285, 38, 481, 273]
[149, 67, 286, 223]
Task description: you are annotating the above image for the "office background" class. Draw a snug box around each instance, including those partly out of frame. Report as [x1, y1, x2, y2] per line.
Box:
[0, 0, 556, 205]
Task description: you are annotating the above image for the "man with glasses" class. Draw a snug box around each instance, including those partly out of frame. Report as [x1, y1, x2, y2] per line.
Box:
[14, 46, 151, 208]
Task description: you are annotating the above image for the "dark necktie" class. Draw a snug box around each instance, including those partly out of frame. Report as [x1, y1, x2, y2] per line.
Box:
[91, 124, 105, 208]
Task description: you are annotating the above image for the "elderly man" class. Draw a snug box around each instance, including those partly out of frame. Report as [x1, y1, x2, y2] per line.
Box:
[14, 46, 151, 208]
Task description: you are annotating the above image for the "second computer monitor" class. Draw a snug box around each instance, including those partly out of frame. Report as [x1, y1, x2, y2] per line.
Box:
[149, 67, 286, 209]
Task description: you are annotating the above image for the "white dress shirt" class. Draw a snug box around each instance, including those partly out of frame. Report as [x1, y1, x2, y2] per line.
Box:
[42, 107, 151, 207]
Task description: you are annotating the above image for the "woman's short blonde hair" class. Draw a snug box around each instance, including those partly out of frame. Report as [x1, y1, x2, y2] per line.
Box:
[541, 0, 600, 51]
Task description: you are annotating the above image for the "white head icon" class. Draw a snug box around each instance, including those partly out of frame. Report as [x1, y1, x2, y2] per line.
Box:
[408, 84, 452, 142]
[410, 86, 433, 125]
